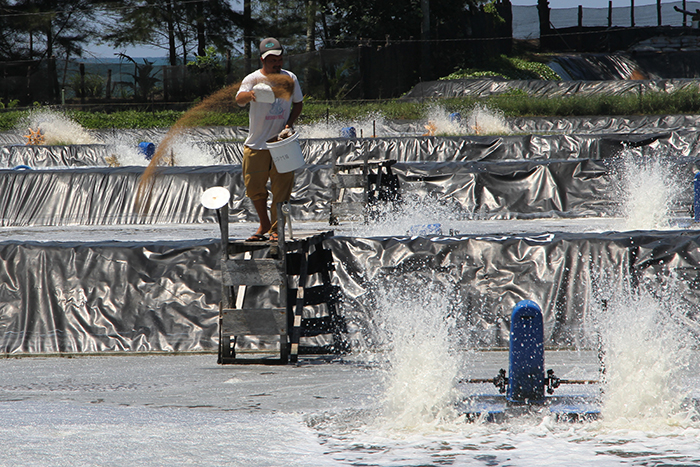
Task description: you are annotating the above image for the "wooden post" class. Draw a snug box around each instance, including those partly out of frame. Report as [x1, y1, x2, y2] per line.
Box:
[683, 0, 687, 26]
[243, 0, 252, 76]
[420, 0, 431, 81]
[657, 0, 661, 26]
[578, 5, 583, 28]
[162, 66, 168, 102]
[608, 1, 612, 27]
[26, 63, 31, 104]
[79, 62, 85, 105]
[578, 5, 583, 51]
[631, 0, 635, 27]
[537, 0, 551, 37]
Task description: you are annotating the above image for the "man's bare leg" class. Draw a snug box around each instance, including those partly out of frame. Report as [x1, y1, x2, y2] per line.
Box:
[251, 198, 272, 238]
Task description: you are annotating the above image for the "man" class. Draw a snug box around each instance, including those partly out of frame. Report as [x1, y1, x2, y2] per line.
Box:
[236, 37, 304, 242]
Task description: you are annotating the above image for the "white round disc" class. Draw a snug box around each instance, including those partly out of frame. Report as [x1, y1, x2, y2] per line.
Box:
[200, 186, 230, 210]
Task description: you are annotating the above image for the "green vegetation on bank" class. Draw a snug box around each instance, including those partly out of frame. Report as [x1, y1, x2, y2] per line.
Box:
[442, 54, 561, 81]
[2, 86, 700, 130]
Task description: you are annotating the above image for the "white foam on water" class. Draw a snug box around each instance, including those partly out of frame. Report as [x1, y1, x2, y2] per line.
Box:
[423, 104, 512, 136]
[369, 275, 463, 433]
[21, 109, 101, 145]
[103, 134, 149, 166]
[167, 137, 218, 166]
[423, 104, 465, 136]
[103, 133, 218, 167]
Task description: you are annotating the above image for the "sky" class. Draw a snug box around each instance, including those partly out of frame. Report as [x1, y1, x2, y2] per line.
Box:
[511, 0, 683, 6]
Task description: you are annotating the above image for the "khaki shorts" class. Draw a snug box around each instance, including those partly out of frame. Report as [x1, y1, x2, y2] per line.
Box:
[242, 146, 295, 229]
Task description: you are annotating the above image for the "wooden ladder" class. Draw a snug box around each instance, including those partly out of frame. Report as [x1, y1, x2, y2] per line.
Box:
[217, 203, 346, 364]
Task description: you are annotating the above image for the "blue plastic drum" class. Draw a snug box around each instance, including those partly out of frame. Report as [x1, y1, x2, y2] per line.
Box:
[138, 142, 156, 160]
[340, 127, 356, 138]
[507, 300, 545, 403]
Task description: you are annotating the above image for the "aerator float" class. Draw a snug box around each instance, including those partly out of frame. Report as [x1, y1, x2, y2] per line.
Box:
[458, 300, 601, 422]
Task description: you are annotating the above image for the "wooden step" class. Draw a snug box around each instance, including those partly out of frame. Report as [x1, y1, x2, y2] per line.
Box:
[221, 307, 287, 336]
[221, 258, 284, 287]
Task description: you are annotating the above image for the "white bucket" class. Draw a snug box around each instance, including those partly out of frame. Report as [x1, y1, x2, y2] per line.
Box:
[267, 131, 305, 173]
[252, 83, 275, 103]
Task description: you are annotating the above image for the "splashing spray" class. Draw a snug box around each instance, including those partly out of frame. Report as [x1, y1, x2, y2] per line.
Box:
[614, 151, 684, 231]
[22, 110, 100, 145]
[591, 272, 695, 427]
[464, 104, 511, 136]
[366, 270, 463, 432]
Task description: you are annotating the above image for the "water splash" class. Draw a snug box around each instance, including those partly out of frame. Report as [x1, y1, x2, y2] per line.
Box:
[614, 151, 684, 230]
[590, 272, 696, 428]
[422, 104, 511, 136]
[103, 133, 218, 167]
[365, 272, 464, 432]
[21, 110, 100, 145]
[424, 104, 464, 136]
[350, 193, 465, 237]
[299, 111, 389, 139]
[464, 104, 511, 135]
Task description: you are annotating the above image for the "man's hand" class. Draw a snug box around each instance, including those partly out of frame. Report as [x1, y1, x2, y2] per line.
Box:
[236, 90, 256, 106]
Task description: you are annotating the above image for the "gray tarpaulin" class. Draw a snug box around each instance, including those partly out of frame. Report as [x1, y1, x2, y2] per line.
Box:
[0, 149, 696, 226]
[3, 230, 700, 354]
[0, 166, 243, 226]
[2, 125, 700, 355]
[402, 78, 700, 99]
[5, 131, 700, 169]
[509, 115, 700, 134]
[0, 126, 249, 146]
[0, 239, 221, 353]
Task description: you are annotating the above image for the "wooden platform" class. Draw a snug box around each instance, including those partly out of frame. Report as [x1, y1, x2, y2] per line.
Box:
[216, 204, 347, 364]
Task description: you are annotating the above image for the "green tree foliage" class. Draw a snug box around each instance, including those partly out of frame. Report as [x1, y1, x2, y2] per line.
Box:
[251, 0, 308, 53]
[0, 0, 96, 60]
[318, 0, 485, 46]
[101, 0, 243, 66]
[116, 53, 160, 101]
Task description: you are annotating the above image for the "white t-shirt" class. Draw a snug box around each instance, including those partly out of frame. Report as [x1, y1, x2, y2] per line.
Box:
[236, 69, 303, 149]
